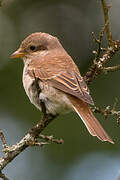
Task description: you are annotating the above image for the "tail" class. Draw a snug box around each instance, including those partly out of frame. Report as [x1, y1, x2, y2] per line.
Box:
[68, 95, 114, 144]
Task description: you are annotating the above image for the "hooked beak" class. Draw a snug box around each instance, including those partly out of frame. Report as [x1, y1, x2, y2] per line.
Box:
[10, 48, 25, 59]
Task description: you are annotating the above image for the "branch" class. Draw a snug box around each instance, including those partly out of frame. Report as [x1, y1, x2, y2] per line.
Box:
[84, 40, 120, 84]
[0, 114, 54, 171]
[84, 0, 120, 84]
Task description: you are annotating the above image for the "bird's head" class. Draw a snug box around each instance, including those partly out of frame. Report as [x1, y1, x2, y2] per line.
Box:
[10, 32, 62, 60]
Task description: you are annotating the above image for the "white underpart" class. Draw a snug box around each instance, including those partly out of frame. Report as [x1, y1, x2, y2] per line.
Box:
[23, 59, 73, 115]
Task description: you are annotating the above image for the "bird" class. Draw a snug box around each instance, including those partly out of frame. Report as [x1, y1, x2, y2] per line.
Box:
[10, 32, 114, 144]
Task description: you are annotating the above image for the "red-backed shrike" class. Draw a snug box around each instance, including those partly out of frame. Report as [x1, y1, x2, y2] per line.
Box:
[11, 32, 114, 144]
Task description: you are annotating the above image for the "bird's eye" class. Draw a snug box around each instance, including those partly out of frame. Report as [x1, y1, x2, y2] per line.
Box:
[30, 45, 36, 51]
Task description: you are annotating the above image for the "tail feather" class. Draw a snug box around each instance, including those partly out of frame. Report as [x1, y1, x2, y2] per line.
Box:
[68, 95, 114, 144]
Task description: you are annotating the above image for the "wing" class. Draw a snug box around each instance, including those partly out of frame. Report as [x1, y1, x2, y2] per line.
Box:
[49, 71, 94, 105]
[28, 55, 94, 105]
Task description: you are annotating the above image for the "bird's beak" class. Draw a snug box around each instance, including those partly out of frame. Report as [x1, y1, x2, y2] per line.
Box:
[10, 48, 25, 59]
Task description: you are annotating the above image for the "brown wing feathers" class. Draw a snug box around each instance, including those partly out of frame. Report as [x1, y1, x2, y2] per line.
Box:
[49, 72, 94, 105]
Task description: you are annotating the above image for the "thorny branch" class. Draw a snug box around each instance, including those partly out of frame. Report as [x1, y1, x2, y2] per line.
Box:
[84, 39, 120, 83]
[0, 0, 120, 179]
[84, 0, 120, 84]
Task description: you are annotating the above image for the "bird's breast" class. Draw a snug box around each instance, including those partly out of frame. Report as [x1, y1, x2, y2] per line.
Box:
[23, 63, 41, 111]
[22, 63, 73, 115]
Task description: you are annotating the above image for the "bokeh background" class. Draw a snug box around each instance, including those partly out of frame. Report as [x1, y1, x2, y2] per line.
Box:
[0, 0, 120, 179]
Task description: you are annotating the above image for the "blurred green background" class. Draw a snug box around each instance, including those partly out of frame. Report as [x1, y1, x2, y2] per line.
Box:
[0, 0, 120, 179]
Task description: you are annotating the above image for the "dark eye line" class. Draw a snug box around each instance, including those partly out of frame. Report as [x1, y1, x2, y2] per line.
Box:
[29, 45, 47, 52]
[37, 45, 47, 51]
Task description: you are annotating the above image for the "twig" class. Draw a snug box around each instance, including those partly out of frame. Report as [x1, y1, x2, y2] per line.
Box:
[84, 40, 120, 84]
[103, 64, 120, 73]
[39, 134, 64, 144]
[92, 26, 105, 60]
[0, 130, 7, 149]
[101, 0, 113, 45]
[92, 99, 120, 123]
[0, 172, 9, 180]
[27, 140, 49, 147]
